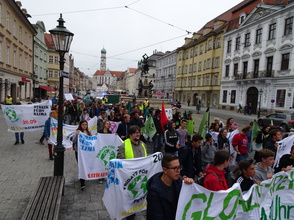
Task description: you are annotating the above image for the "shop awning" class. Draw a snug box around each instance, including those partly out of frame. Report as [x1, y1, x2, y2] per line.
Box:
[22, 77, 31, 82]
[39, 85, 56, 91]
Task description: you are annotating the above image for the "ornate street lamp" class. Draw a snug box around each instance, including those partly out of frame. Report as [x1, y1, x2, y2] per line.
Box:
[257, 89, 263, 118]
[49, 14, 74, 176]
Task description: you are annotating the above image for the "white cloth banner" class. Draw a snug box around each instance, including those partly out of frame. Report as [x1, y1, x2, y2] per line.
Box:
[2, 101, 52, 132]
[176, 169, 294, 220]
[49, 116, 97, 149]
[102, 153, 163, 220]
[274, 135, 294, 168]
[78, 133, 123, 180]
[110, 121, 121, 134]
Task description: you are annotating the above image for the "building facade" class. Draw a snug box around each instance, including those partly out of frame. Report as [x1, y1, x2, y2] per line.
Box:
[220, 0, 293, 113]
[0, 0, 36, 103]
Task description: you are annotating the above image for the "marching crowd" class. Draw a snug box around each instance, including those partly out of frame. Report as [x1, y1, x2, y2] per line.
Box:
[8, 94, 294, 220]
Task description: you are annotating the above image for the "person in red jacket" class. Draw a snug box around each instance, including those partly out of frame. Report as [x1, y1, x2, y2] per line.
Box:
[204, 150, 230, 191]
[232, 126, 251, 162]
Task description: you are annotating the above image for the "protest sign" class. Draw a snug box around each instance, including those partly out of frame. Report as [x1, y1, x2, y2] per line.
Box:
[64, 93, 74, 100]
[274, 135, 294, 168]
[78, 133, 122, 180]
[2, 100, 52, 132]
[102, 153, 163, 220]
[176, 169, 294, 220]
[49, 116, 97, 149]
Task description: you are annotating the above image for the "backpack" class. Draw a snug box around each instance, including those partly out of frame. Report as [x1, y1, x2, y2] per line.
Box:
[197, 173, 222, 186]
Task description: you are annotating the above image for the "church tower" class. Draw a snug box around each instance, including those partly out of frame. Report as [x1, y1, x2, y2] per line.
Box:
[100, 47, 107, 71]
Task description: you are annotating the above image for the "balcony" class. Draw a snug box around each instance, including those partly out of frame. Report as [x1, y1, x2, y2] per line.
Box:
[234, 70, 275, 82]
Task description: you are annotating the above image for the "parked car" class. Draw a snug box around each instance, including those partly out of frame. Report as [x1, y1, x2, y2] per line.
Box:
[169, 101, 182, 109]
[257, 113, 294, 131]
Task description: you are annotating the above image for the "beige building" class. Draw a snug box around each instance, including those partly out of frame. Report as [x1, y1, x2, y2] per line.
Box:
[0, 0, 36, 103]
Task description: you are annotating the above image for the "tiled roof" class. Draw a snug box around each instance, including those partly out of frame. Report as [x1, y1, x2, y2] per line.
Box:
[44, 33, 55, 50]
[128, 68, 137, 73]
[93, 70, 124, 77]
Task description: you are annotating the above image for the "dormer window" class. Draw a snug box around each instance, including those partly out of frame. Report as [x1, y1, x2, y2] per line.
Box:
[239, 13, 246, 24]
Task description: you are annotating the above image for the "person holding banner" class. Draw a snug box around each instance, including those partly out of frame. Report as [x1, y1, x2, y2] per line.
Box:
[146, 154, 194, 220]
[275, 145, 294, 173]
[44, 112, 55, 160]
[14, 132, 25, 145]
[72, 120, 92, 190]
[98, 120, 112, 134]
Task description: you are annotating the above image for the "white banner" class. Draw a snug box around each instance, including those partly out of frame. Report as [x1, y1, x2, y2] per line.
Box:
[110, 121, 121, 134]
[274, 135, 294, 168]
[2, 101, 52, 132]
[49, 116, 97, 149]
[102, 153, 163, 220]
[78, 133, 122, 180]
[176, 169, 294, 220]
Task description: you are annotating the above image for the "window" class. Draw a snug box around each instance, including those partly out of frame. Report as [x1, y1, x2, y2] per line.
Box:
[216, 38, 221, 48]
[231, 90, 236, 104]
[189, 64, 192, 73]
[6, 11, 10, 31]
[233, 63, 238, 76]
[203, 61, 206, 70]
[214, 75, 218, 85]
[266, 56, 273, 76]
[193, 63, 197, 72]
[54, 56, 59, 64]
[13, 49, 16, 67]
[198, 62, 202, 71]
[207, 58, 211, 69]
[178, 66, 181, 74]
[227, 40, 232, 53]
[185, 51, 189, 59]
[208, 40, 212, 50]
[268, 23, 276, 40]
[205, 75, 210, 86]
[243, 61, 248, 78]
[244, 33, 250, 47]
[197, 76, 201, 86]
[255, 29, 262, 44]
[6, 45, 10, 65]
[223, 90, 227, 103]
[284, 17, 293, 35]
[225, 65, 230, 77]
[235, 37, 240, 50]
[239, 14, 245, 24]
[49, 55, 53, 63]
[200, 45, 203, 54]
[19, 53, 22, 69]
[0, 3, 2, 25]
[19, 26, 22, 41]
[253, 59, 259, 78]
[215, 57, 220, 68]
[13, 19, 16, 36]
[194, 47, 198, 56]
[281, 53, 290, 70]
[190, 49, 193, 58]
[48, 71, 53, 78]
[0, 41, 2, 62]
[276, 89, 286, 107]
[54, 71, 58, 78]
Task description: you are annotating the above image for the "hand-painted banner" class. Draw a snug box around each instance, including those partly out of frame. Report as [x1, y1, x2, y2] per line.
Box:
[2, 101, 52, 132]
[49, 116, 97, 148]
[77, 133, 123, 180]
[274, 135, 294, 168]
[102, 153, 163, 220]
[176, 169, 294, 220]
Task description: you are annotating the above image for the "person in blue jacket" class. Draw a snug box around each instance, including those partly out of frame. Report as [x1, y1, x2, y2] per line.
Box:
[44, 112, 55, 160]
[146, 154, 193, 220]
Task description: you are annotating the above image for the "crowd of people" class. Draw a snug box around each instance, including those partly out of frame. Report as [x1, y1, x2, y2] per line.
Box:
[30, 95, 294, 219]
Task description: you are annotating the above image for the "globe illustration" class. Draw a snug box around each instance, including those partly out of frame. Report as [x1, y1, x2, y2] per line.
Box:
[5, 108, 18, 122]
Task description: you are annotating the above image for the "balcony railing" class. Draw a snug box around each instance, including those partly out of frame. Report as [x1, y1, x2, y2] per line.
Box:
[234, 70, 275, 80]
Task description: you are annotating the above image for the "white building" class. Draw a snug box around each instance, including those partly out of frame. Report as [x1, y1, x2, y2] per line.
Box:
[220, 1, 294, 114]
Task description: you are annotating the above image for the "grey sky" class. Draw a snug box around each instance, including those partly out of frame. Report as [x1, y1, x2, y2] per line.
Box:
[21, 0, 243, 76]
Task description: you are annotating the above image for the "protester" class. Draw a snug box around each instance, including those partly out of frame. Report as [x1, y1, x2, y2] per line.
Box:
[201, 133, 216, 170]
[225, 117, 235, 132]
[214, 117, 224, 129]
[254, 149, 275, 182]
[108, 111, 119, 122]
[180, 134, 204, 180]
[146, 154, 193, 220]
[275, 145, 294, 173]
[130, 111, 143, 127]
[235, 160, 259, 194]
[68, 102, 78, 125]
[232, 126, 251, 162]
[116, 114, 131, 141]
[44, 112, 55, 160]
[5, 94, 13, 105]
[97, 111, 108, 132]
[172, 112, 182, 129]
[14, 132, 25, 145]
[263, 129, 283, 153]
[71, 120, 92, 190]
[164, 121, 180, 156]
[203, 150, 230, 191]
[209, 122, 220, 132]
[80, 108, 90, 122]
[153, 109, 164, 153]
[176, 119, 188, 158]
[98, 120, 112, 134]
[218, 128, 230, 151]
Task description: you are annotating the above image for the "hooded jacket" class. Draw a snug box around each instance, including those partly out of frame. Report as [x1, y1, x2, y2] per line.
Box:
[254, 162, 274, 182]
[146, 172, 182, 220]
[204, 164, 228, 191]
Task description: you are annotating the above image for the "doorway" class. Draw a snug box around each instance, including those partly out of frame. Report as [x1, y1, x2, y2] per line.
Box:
[246, 87, 258, 114]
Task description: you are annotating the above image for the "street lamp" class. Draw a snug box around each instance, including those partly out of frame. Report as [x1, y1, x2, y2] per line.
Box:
[257, 89, 263, 118]
[49, 14, 74, 176]
[31, 72, 38, 102]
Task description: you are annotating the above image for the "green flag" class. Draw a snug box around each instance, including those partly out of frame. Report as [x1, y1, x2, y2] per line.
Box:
[186, 119, 194, 135]
[251, 121, 261, 142]
[198, 108, 209, 139]
[126, 101, 132, 113]
[141, 116, 156, 139]
[144, 108, 150, 117]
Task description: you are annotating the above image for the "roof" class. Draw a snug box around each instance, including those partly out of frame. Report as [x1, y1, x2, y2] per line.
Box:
[44, 33, 55, 50]
[128, 68, 137, 73]
[101, 47, 107, 53]
[93, 70, 124, 77]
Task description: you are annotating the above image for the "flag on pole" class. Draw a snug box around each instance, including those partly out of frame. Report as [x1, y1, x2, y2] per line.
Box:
[160, 101, 169, 132]
[198, 108, 209, 139]
[141, 116, 156, 139]
[251, 120, 261, 142]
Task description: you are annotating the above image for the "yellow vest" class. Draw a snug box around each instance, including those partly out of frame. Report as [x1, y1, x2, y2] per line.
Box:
[102, 100, 105, 105]
[139, 105, 144, 110]
[124, 138, 147, 159]
[5, 97, 12, 104]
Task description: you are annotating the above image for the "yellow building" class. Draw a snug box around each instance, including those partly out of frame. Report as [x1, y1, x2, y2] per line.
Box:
[175, 6, 238, 108]
[0, 0, 36, 103]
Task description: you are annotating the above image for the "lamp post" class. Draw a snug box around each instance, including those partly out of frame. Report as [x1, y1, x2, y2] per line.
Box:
[31, 72, 38, 102]
[49, 14, 74, 176]
[257, 89, 263, 118]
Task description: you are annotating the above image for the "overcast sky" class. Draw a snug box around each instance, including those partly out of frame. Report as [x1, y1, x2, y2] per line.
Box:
[21, 0, 243, 76]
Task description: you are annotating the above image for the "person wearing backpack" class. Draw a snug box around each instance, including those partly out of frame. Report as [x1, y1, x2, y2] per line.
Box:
[203, 150, 230, 191]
